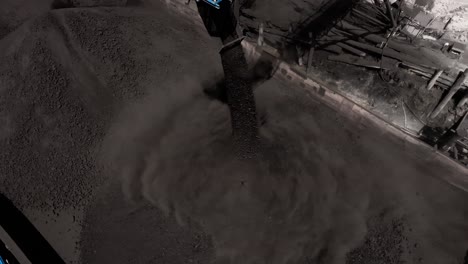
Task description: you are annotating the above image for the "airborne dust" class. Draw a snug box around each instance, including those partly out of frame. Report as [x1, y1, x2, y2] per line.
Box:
[102, 75, 468, 264]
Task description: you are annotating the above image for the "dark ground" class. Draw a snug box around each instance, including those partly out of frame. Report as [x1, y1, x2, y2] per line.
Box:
[308, 46, 466, 131]
[0, 0, 467, 264]
[310, 49, 444, 125]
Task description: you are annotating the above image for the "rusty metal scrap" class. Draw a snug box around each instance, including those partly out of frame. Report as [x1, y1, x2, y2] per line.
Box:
[431, 69, 468, 119]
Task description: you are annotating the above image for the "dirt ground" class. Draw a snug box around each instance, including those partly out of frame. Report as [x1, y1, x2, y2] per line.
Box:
[0, 1, 468, 264]
[309, 50, 451, 129]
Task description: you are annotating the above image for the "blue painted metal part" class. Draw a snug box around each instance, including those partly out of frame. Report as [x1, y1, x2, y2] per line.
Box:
[0, 256, 5, 264]
[199, 0, 223, 9]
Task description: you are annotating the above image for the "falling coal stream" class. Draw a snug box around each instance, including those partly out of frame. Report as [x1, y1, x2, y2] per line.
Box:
[97, 1, 468, 263]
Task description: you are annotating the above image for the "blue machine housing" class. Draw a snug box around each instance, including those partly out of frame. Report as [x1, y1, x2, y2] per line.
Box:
[197, 0, 223, 9]
[0, 256, 5, 264]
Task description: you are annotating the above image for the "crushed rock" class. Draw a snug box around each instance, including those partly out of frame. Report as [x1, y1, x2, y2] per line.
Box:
[0, 0, 221, 213]
[347, 213, 408, 264]
[0, 14, 106, 210]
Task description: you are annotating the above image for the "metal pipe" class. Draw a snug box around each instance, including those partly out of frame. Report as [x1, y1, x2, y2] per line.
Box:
[257, 22, 264, 46]
[427, 69, 443, 90]
[431, 69, 468, 119]
[384, 0, 397, 28]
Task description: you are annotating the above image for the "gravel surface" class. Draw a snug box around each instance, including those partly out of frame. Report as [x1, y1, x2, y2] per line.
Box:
[0, 0, 221, 209]
[0, 1, 468, 264]
[347, 212, 407, 264]
[0, 1, 221, 262]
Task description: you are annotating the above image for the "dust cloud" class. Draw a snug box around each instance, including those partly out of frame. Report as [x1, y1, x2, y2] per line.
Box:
[101, 76, 468, 263]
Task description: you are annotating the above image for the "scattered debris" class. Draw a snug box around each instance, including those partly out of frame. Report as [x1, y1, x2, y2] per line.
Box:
[430, 69, 468, 119]
[450, 41, 466, 56]
[438, 112, 468, 165]
[298, 0, 468, 166]
[243, 0, 468, 165]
